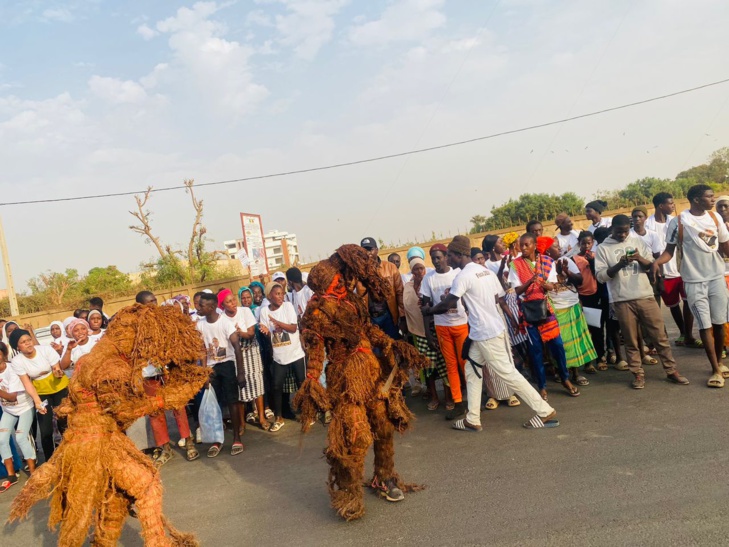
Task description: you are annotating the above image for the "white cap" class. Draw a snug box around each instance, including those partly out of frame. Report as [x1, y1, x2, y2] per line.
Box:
[272, 272, 286, 281]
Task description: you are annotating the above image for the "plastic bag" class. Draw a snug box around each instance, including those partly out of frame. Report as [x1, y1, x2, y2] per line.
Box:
[198, 387, 224, 444]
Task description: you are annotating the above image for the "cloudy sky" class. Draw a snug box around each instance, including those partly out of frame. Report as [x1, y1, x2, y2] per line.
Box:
[1, 0, 729, 289]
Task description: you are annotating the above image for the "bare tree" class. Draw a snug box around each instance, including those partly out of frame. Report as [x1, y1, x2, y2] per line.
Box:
[129, 187, 168, 259]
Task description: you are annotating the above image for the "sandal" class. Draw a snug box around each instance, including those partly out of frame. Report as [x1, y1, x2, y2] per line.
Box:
[614, 360, 629, 371]
[574, 376, 590, 386]
[507, 395, 520, 407]
[684, 339, 704, 349]
[0, 476, 18, 493]
[674, 336, 685, 347]
[264, 408, 274, 420]
[231, 442, 245, 456]
[427, 400, 440, 411]
[270, 420, 285, 432]
[259, 420, 271, 431]
[642, 356, 658, 366]
[452, 418, 482, 432]
[207, 444, 221, 458]
[607, 350, 617, 364]
[245, 412, 258, 424]
[562, 382, 581, 397]
[484, 397, 499, 410]
[584, 363, 598, 374]
[523, 412, 560, 429]
[445, 401, 455, 411]
[707, 373, 725, 388]
[720, 364, 729, 379]
[597, 361, 608, 371]
[153, 446, 174, 468]
[186, 445, 200, 462]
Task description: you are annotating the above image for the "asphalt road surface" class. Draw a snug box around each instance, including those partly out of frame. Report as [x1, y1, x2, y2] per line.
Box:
[2, 317, 729, 546]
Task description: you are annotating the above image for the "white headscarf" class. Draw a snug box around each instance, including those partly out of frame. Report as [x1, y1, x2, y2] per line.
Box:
[48, 320, 70, 347]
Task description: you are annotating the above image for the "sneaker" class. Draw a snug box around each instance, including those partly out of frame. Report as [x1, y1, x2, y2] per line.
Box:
[0, 475, 18, 493]
[372, 477, 404, 502]
[631, 374, 645, 390]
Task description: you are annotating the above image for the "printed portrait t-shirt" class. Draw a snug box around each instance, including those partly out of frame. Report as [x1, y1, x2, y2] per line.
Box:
[197, 315, 236, 366]
[259, 302, 305, 365]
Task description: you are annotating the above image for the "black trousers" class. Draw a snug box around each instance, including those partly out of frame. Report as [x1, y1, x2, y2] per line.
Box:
[271, 358, 306, 418]
[33, 387, 68, 463]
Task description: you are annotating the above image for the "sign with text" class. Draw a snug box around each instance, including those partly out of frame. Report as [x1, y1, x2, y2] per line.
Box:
[240, 213, 268, 277]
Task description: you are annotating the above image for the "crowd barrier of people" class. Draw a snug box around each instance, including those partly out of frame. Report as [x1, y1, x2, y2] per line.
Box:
[2, 183, 729, 495]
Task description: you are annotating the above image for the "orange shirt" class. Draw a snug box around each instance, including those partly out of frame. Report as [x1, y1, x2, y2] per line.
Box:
[573, 255, 597, 296]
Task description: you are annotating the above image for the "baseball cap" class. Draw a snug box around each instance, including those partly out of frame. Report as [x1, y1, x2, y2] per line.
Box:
[360, 237, 377, 249]
[272, 272, 286, 281]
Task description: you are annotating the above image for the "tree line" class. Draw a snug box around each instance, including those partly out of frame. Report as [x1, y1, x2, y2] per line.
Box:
[470, 147, 729, 233]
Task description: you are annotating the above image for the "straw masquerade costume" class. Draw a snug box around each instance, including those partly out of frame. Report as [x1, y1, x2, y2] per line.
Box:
[8, 304, 210, 547]
[293, 244, 429, 521]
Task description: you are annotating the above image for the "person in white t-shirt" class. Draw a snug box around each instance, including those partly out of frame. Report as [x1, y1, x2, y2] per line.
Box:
[197, 292, 246, 456]
[47, 320, 69, 357]
[585, 200, 613, 233]
[420, 243, 469, 420]
[0, 341, 39, 492]
[631, 206, 663, 259]
[554, 213, 580, 257]
[424, 235, 558, 432]
[219, 289, 268, 432]
[470, 247, 486, 266]
[258, 282, 306, 432]
[653, 185, 729, 388]
[60, 318, 99, 378]
[286, 267, 315, 319]
[646, 192, 698, 348]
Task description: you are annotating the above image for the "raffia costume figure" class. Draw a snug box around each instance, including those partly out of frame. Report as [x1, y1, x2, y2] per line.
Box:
[293, 244, 429, 521]
[8, 304, 210, 547]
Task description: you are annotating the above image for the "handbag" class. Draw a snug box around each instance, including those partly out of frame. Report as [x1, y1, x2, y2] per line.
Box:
[521, 299, 549, 324]
[520, 256, 549, 324]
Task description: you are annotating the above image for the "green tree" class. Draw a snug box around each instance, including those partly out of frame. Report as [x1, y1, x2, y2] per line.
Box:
[27, 269, 80, 307]
[471, 192, 584, 232]
[79, 266, 133, 297]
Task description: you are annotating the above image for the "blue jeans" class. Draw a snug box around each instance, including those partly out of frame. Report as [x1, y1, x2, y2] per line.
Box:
[0, 406, 36, 462]
[371, 312, 401, 340]
[526, 324, 569, 390]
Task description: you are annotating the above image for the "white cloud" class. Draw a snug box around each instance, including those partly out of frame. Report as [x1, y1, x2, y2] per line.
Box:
[41, 7, 75, 23]
[271, 0, 348, 60]
[88, 76, 148, 104]
[139, 63, 168, 89]
[154, 1, 268, 114]
[137, 23, 159, 40]
[349, 0, 446, 47]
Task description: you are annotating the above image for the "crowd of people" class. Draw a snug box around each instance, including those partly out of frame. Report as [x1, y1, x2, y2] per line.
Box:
[2, 183, 729, 493]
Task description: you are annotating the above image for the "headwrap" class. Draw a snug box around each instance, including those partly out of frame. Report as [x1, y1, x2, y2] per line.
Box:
[554, 213, 569, 228]
[249, 281, 265, 301]
[447, 235, 471, 256]
[536, 236, 556, 255]
[502, 232, 519, 248]
[716, 195, 729, 206]
[49, 320, 68, 343]
[481, 235, 499, 253]
[217, 288, 233, 308]
[631, 205, 648, 217]
[406, 246, 426, 260]
[87, 309, 102, 322]
[265, 281, 282, 299]
[409, 257, 426, 272]
[238, 286, 253, 306]
[66, 318, 90, 339]
[9, 328, 30, 351]
[470, 247, 483, 259]
[586, 200, 606, 214]
[429, 243, 447, 254]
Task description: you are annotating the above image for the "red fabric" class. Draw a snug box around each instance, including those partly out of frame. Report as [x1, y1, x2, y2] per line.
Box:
[324, 274, 347, 300]
[217, 289, 233, 308]
[536, 236, 555, 255]
[512, 255, 560, 342]
[144, 378, 191, 446]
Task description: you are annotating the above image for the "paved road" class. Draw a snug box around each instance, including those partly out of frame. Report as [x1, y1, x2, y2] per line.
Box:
[3, 317, 729, 546]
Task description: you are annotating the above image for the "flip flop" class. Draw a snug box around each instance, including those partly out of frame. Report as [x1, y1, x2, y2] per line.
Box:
[452, 419, 482, 432]
[642, 356, 658, 366]
[674, 336, 686, 347]
[231, 442, 245, 456]
[207, 444, 221, 458]
[507, 396, 521, 407]
[563, 383, 580, 397]
[707, 373, 725, 388]
[685, 339, 704, 349]
[574, 376, 590, 386]
[259, 421, 271, 431]
[584, 363, 598, 374]
[484, 397, 499, 410]
[427, 400, 440, 411]
[523, 415, 560, 429]
[445, 401, 455, 411]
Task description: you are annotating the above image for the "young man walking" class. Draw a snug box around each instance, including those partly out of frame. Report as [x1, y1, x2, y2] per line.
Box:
[596, 216, 690, 389]
[359, 237, 406, 338]
[424, 235, 558, 432]
[653, 185, 729, 388]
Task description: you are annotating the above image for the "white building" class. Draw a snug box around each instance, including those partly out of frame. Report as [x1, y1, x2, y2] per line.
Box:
[224, 230, 300, 271]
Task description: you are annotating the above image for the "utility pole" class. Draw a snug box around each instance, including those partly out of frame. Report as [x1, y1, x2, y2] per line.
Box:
[0, 216, 19, 316]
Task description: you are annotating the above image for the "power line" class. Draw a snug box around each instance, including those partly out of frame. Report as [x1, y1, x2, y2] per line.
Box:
[3, 76, 729, 207]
